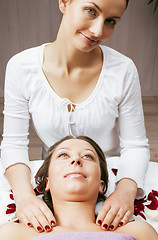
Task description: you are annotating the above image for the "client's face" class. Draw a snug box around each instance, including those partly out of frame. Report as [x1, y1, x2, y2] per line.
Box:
[46, 139, 104, 202]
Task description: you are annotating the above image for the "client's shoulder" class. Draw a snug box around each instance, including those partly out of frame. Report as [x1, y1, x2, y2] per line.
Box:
[0, 222, 40, 240]
[116, 221, 158, 240]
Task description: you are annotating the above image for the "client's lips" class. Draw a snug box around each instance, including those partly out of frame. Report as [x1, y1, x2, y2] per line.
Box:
[64, 171, 86, 178]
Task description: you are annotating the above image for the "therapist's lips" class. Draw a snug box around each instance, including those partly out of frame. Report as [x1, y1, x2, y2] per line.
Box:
[80, 32, 98, 44]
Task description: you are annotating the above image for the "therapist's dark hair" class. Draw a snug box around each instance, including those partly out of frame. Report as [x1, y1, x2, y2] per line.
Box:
[35, 136, 108, 212]
[126, 0, 129, 8]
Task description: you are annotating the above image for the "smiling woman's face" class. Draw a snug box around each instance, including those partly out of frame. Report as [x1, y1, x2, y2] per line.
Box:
[59, 0, 126, 52]
[46, 139, 104, 202]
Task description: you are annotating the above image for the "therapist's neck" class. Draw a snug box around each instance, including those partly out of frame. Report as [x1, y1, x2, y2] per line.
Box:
[53, 199, 96, 230]
[48, 23, 98, 76]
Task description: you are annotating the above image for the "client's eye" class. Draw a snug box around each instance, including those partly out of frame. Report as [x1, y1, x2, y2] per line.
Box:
[83, 154, 94, 160]
[58, 153, 68, 158]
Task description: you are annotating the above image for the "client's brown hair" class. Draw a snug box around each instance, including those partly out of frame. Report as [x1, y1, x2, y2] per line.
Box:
[35, 136, 108, 212]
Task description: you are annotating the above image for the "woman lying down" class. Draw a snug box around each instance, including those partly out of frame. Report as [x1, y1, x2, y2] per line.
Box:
[0, 136, 157, 240]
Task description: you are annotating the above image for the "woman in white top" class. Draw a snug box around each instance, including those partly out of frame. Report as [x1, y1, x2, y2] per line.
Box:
[0, 137, 157, 240]
[1, 0, 149, 233]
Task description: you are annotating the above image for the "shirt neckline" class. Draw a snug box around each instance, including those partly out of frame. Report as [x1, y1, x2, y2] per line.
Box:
[37, 43, 106, 108]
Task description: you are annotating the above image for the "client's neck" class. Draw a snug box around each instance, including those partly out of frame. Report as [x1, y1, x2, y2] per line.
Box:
[53, 200, 96, 231]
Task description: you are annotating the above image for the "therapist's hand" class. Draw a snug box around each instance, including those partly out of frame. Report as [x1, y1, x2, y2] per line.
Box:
[96, 178, 137, 231]
[15, 193, 56, 232]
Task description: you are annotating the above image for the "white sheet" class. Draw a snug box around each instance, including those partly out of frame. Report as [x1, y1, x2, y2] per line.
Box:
[0, 158, 158, 232]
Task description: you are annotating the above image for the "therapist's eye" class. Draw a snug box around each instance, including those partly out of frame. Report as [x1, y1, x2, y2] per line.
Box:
[105, 18, 116, 26]
[85, 7, 97, 16]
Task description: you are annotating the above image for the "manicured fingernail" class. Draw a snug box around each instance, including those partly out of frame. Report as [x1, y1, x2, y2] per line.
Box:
[109, 225, 114, 230]
[119, 222, 123, 227]
[45, 225, 51, 231]
[103, 224, 108, 230]
[27, 223, 32, 227]
[51, 220, 56, 226]
[37, 226, 42, 232]
[97, 220, 102, 225]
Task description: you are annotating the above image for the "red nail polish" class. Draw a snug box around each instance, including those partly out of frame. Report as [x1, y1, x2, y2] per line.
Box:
[97, 220, 102, 225]
[15, 220, 19, 223]
[27, 223, 32, 227]
[119, 222, 123, 227]
[51, 220, 56, 226]
[7, 203, 16, 209]
[109, 225, 114, 230]
[6, 208, 16, 214]
[37, 226, 42, 232]
[103, 224, 108, 230]
[45, 225, 50, 231]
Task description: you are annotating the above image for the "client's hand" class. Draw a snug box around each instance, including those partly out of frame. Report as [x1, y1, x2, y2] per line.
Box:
[96, 178, 137, 231]
[15, 193, 56, 232]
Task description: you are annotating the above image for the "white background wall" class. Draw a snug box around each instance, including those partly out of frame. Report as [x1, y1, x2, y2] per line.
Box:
[0, 0, 158, 97]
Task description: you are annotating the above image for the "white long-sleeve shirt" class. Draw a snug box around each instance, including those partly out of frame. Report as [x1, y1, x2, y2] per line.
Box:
[0, 44, 149, 191]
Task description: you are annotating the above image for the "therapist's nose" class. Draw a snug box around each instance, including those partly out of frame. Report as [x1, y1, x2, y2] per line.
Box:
[89, 18, 104, 39]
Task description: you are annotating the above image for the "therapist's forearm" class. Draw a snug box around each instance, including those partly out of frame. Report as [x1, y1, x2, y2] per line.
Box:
[5, 163, 35, 200]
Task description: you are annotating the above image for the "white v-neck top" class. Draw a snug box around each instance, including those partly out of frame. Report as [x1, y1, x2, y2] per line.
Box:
[0, 44, 149, 191]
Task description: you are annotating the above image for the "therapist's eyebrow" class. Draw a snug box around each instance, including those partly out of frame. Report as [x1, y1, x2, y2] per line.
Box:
[88, 2, 103, 12]
[88, 2, 121, 19]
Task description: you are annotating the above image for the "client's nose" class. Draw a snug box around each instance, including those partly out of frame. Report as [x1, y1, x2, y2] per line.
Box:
[71, 159, 81, 166]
